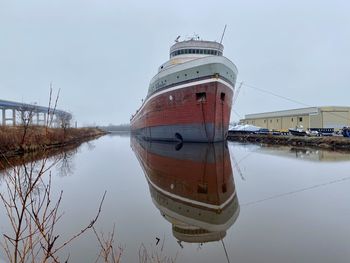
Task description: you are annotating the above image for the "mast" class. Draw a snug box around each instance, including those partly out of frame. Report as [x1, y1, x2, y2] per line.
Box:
[220, 25, 227, 44]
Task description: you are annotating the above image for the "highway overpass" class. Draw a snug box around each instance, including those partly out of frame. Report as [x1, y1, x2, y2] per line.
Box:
[0, 99, 72, 127]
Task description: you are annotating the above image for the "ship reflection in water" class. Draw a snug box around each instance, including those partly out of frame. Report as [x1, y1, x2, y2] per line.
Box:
[131, 136, 239, 243]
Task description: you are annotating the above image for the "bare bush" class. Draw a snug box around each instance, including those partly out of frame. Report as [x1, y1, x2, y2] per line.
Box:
[139, 242, 178, 263]
[0, 153, 106, 263]
[93, 225, 124, 263]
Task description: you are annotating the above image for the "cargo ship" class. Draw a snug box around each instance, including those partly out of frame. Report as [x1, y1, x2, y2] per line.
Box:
[131, 137, 240, 243]
[130, 36, 238, 142]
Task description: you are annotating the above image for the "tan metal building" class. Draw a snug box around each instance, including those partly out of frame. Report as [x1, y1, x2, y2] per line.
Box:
[240, 106, 350, 131]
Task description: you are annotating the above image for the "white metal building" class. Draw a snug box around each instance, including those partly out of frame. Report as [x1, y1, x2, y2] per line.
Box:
[240, 106, 350, 130]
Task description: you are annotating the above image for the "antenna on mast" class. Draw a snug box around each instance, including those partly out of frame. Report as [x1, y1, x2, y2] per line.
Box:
[219, 24, 227, 44]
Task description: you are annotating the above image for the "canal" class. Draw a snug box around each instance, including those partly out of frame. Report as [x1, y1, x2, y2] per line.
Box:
[1, 134, 350, 263]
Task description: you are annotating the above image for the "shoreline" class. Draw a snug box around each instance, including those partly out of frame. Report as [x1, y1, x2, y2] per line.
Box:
[0, 126, 107, 160]
[227, 132, 350, 152]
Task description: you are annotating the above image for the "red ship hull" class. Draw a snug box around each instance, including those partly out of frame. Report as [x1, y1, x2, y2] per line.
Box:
[130, 78, 233, 142]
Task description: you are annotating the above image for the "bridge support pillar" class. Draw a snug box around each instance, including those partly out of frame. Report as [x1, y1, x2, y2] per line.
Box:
[2, 109, 5, 125]
[21, 111, 24, 124]
[12, 109, 16, 125]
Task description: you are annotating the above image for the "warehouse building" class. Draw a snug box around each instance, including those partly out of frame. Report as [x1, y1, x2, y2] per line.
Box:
[240, 106, 350, 131]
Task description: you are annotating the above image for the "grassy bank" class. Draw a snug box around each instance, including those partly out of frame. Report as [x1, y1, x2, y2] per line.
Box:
[0, 126, 107, 159]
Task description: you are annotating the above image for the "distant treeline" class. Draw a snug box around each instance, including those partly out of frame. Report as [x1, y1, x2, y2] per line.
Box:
[98, 124, 130, 132]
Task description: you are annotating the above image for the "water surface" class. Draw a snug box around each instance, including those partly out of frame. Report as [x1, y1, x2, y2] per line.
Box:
[1, 134, 350, 263]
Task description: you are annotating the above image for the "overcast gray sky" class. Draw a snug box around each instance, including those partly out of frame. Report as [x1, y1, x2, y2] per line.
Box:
[1, 0, 349, 125]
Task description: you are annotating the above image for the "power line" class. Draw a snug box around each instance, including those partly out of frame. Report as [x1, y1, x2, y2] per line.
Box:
[236, 81, 350, 124]
[242, 175, 350, 207]
[240, 82, 310, 107]
[232, 109, 243, 119]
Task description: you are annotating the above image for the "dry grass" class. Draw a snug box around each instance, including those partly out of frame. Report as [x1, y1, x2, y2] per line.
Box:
[0, 126, 105, 155]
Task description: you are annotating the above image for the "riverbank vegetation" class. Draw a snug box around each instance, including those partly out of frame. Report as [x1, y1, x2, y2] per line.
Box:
[0, 126, 106, 159]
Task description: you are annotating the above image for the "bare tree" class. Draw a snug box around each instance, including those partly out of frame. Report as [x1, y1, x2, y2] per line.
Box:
[58, 113, 72, 140]
[46, 85, 60, 132]
[17, 104, 36, 145]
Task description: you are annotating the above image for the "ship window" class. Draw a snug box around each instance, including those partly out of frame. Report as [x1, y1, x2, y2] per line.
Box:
[195, 49, 199, 54]
[299, 117, 303, 122]
[196, 92, 206, 102]
[200, 49, 203, 54]
[291, 118, 294, 122]
[220, 92, 225, 101]
[196, 71, 199, 74]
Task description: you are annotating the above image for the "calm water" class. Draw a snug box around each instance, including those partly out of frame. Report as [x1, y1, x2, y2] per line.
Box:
[1, 134, 350, 262]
